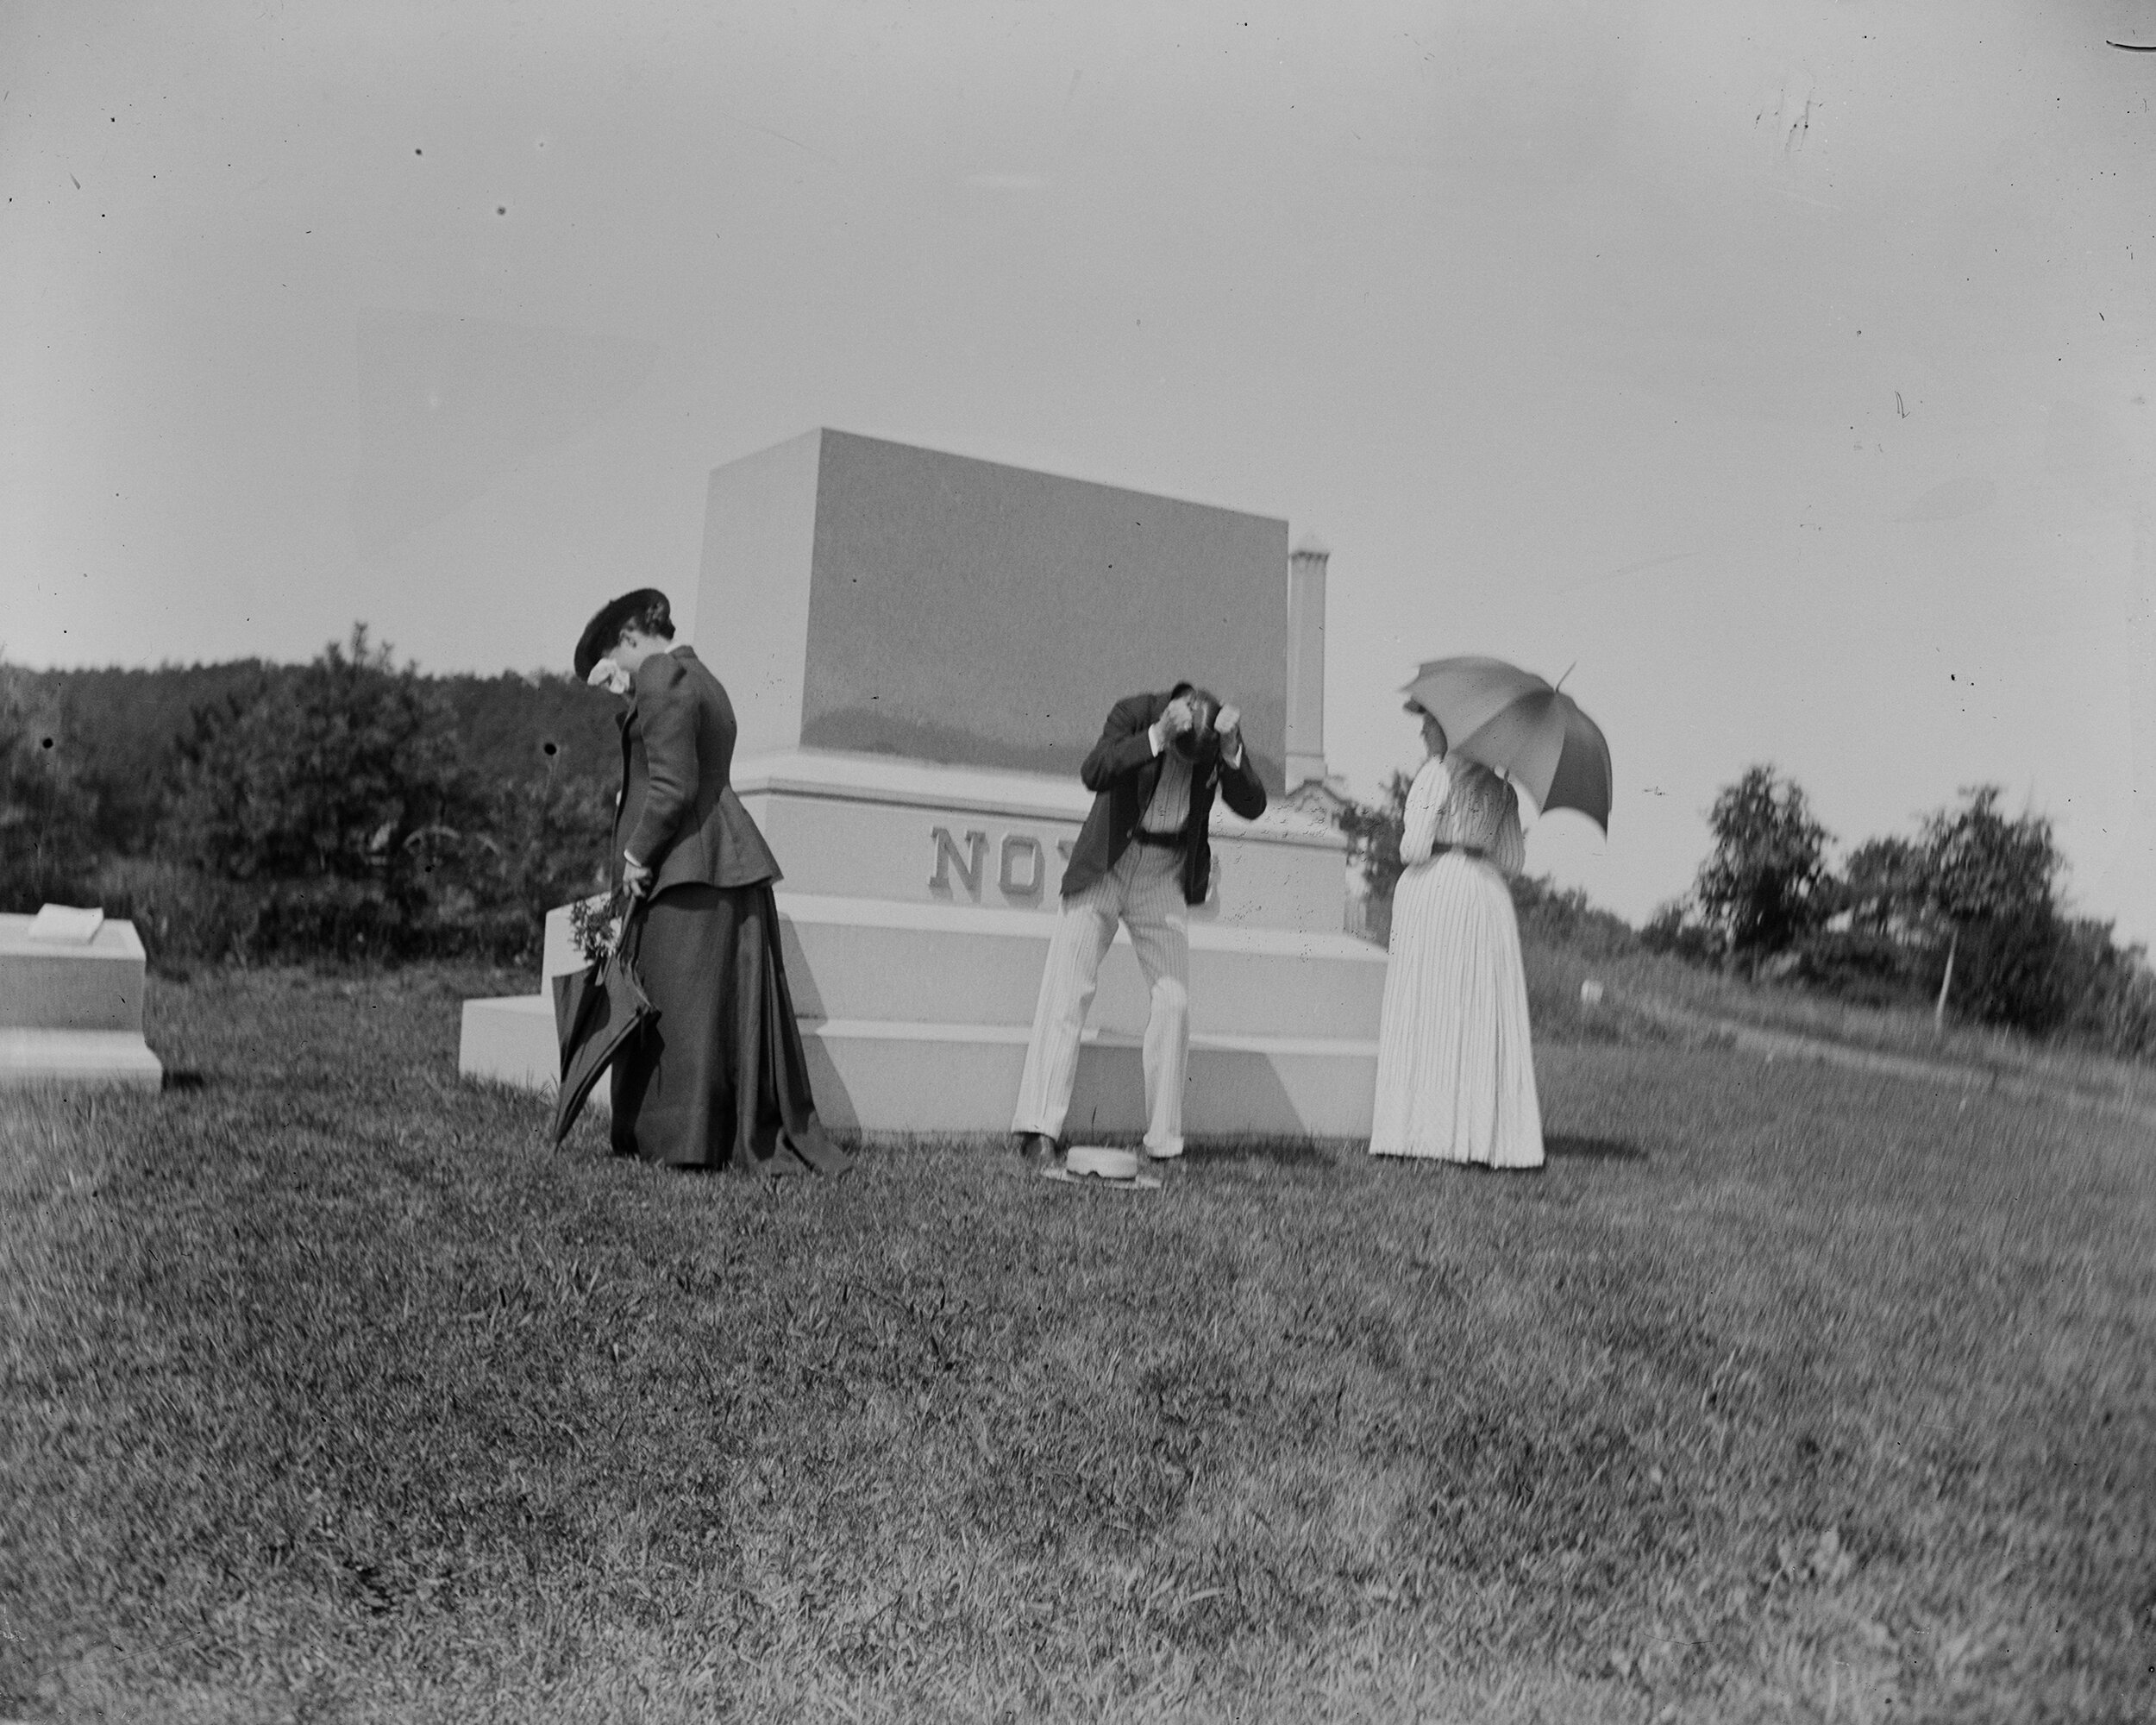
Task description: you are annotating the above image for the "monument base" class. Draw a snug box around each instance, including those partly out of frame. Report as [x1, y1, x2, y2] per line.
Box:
[460, 992, 1376, 1138]
[456, 751, 1386, 1138]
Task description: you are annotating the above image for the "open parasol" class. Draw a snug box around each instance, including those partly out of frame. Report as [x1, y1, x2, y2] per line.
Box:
[1401, 656, 1613, 831]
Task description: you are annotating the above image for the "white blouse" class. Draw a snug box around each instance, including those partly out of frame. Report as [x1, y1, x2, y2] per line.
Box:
[1400, 756, 1526, 875]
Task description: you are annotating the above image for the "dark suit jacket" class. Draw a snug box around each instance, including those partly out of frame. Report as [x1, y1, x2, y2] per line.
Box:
[1059, 690, 1269, 905]
[613, 645, 781, 894]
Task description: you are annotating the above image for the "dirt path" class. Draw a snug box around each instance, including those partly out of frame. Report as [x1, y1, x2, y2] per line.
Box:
[1620, 993, 2156, 1135]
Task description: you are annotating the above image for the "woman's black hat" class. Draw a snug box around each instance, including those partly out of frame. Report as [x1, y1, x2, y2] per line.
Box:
[574, 589, 671, 681]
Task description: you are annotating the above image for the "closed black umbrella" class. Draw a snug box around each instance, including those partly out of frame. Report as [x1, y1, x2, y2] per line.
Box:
[552, 905, 652, 1145]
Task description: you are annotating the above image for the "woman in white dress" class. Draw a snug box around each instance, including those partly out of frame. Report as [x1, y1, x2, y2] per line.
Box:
[1369, 702, 1545, 1168]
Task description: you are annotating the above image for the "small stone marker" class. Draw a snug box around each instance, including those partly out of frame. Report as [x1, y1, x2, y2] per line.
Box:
[1580, 979, 1605, 1007]
[0, 906, 162, 1092]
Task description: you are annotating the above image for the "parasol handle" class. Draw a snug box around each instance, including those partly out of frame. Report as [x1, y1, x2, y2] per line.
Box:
[607, 896, 647, 966]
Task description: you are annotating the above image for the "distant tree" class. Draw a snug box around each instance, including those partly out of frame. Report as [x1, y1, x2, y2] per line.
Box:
[1839, 835, 1930, 941]
[1914, 785, 2070, 1032]
[19, 659, 611, 859]
[1693, 765, 1833, 968]
[1916, 786, 2059, 929]
[25, 660, 286, 856]
[166, 626, 476, 948]
[434, 668, 624, 788]
[0, 658, 97, 908]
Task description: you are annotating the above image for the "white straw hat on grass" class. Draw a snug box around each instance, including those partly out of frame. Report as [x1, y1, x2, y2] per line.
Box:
[1041, 1145, 1162, 1191]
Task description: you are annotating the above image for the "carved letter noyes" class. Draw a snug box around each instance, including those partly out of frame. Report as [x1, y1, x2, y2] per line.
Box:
[930, 825, 1076, 904]
[999, 834, 1044, 898]
[928, 827, 987, 897]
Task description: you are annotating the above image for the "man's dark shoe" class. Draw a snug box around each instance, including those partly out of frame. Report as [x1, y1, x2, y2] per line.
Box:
[1012, 1132, 1058, 1163]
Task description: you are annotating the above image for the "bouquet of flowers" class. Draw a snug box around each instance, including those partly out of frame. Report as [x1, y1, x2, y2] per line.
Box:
[567, 888, 628, 969]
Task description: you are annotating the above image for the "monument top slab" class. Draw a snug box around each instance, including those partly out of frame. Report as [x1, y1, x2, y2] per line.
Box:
[696, 430, 1292, 790]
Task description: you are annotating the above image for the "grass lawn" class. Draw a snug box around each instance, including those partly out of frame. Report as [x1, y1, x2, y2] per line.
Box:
[3, 965, 2151, 1722]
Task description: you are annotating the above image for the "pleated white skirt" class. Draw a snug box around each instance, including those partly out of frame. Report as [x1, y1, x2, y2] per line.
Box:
[1369, 851, 1545, 1167]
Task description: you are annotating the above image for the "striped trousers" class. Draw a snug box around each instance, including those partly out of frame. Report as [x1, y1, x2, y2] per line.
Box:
[1011, 843, 1190, 1155]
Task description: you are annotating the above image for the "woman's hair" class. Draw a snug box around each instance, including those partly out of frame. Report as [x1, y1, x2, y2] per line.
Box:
[1407, 701, 1448, 758]
[573, 589, 674, 681]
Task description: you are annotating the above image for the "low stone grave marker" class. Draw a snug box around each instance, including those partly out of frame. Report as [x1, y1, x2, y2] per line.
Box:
[1, 906, 164, 1092]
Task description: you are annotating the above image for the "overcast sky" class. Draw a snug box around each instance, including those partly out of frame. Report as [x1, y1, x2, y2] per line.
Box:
[4, 0, 2152, 943]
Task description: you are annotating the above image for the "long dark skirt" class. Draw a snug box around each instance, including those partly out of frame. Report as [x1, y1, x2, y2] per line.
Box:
[610, 881, 850, 1176]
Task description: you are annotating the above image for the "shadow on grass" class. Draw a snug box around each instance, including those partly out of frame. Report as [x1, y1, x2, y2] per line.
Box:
[1545, 1133, 1646, 1163]
[161, 1070, 207, 1093]
[1184, 1136, 1341, 1169]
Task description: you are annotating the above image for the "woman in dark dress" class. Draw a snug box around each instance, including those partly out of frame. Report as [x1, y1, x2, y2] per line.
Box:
[573, 589, 849, 1176]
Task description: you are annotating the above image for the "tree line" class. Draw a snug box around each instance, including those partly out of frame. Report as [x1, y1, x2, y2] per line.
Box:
[1343, 762, 2156, 1061]
[11, 632, 2151, 1058]
[2, 627, 622, 966]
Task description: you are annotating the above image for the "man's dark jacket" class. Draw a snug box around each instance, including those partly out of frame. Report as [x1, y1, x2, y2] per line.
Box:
[1060, 688, 1269, 905]
[612, 645, 781, 894]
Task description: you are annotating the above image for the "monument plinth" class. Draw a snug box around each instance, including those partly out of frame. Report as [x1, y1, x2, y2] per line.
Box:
[460, 430, 1382, 1137]
[1, 909, 163, 1091]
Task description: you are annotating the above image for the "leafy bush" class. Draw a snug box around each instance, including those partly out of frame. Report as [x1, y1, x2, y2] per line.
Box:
[88, 857, 260, 973]
[91, 862, 436, 971]
[1786, 927, 1933, 1010]
[246, 877, 417, 963]
[1639, 898, 1716, 967]
[1937, 906, 2068, 1034]
[1338, 769, 1413, 908]
[1509, 873, 1638, 961]
[2059, 925, 2156, 1061]
[452, 775, 614, 940]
